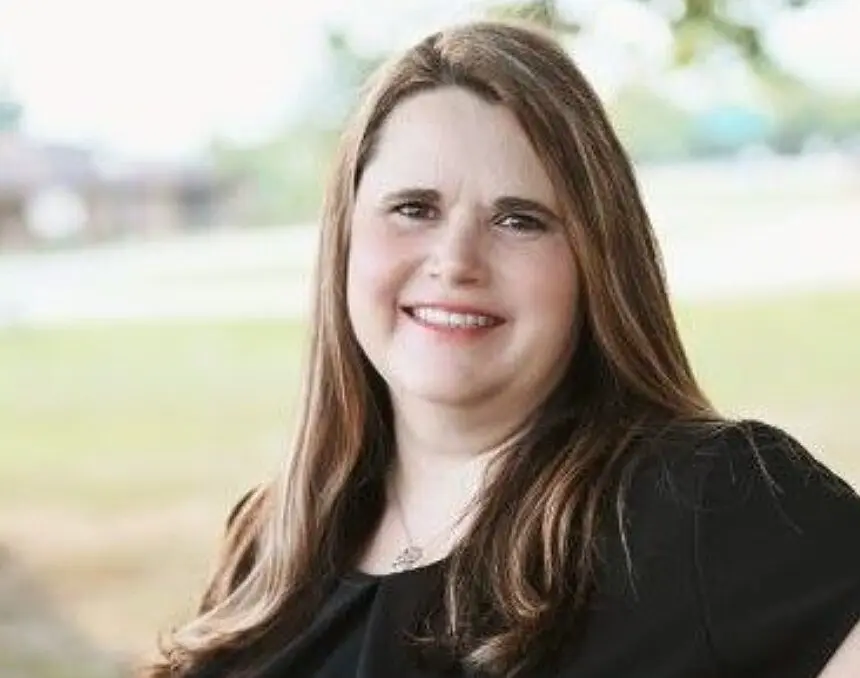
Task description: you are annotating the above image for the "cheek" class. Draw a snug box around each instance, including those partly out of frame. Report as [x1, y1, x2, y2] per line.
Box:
[346, 218, 413, 319]
[520, 246, 578, 310]
[513, 247, 579, 336]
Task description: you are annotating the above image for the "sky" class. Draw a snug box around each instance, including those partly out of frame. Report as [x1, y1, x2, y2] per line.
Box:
[0, 0, 857, 159]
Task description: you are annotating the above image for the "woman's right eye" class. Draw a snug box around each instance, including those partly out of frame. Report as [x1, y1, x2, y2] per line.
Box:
[393, 202, 437, 220]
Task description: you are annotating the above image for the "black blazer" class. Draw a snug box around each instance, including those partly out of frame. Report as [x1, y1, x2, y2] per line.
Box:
[193, 421, 860, 677]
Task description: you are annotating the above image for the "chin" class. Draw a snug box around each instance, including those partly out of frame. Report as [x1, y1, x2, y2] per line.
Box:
[395, 375, 494, 408]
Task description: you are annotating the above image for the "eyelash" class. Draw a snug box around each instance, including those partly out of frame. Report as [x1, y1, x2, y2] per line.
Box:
[493, 213, 547, 235]
[392, 202, 438, 220]
[391, 203, 548, 235]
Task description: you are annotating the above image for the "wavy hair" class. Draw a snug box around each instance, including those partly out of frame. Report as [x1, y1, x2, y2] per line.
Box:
[143, 20, 717, 678]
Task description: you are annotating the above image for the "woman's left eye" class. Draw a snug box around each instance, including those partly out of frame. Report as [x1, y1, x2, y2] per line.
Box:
[494, 213, 547, 235]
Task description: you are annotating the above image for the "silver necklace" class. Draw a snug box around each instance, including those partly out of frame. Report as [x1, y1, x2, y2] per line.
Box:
[388, 480, 471, 572]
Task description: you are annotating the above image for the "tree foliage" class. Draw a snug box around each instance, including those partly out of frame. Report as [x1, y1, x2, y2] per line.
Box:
[488, 0, 815, 72]
[210, 31, 386, 226]
[212, 0, 858, 225]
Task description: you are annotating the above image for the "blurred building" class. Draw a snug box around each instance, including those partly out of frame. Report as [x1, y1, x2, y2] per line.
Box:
[0, 98, 249, 249]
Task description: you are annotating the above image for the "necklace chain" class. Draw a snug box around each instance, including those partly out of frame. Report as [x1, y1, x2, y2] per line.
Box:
[388, 477, 472, 572]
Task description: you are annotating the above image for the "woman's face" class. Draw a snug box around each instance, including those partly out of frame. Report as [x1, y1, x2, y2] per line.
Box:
[347, 86, 579, 421]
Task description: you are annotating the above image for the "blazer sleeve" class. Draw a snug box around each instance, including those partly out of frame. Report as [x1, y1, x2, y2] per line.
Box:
[692, 421, 860, 677]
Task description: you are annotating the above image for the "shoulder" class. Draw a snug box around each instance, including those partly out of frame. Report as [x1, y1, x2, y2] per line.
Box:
[627, 419, 858, 518]
[624, 418, 860, 587]
[625, 419, 860, 673]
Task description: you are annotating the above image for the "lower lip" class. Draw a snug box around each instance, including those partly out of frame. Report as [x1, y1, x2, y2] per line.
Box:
[403, 310, 503, 339]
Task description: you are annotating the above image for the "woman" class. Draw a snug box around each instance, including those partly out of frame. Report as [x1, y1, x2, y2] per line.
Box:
[144, 20, 860, 678]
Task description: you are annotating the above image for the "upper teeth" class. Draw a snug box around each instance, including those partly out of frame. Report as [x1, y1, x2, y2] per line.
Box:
[412, 307, 497, 328]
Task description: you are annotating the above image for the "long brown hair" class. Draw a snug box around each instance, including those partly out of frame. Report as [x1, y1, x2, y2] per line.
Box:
[144, 20, 717, 678]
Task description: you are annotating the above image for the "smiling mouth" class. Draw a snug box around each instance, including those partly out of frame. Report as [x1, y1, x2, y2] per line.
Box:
[402, 306, 505, 330]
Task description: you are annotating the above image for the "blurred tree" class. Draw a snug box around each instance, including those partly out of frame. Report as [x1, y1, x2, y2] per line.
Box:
[212, 0, 856, 224]
[210, 31, 386, 226]
[0, 84, 23, 133]
[320, 29, 388, 122]
[765, 90, 860, 153]
[607, 85, 697, 161]
[818, 94, 860, 144]
[486, 0, 582, 33]
[492, 0, 859, 158]
[487, 0, 816, 73]
[210, 127, 339, 226]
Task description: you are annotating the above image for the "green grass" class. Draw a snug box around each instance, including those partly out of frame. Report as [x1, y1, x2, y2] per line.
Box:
[0, 321, 308, 677]
[676, 289, 860, 484]
[0, 321, 308, 510]
[679, 288, 860, 407]
[0, 289, 857, 675]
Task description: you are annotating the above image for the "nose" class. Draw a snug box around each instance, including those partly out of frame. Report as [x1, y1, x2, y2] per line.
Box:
[427, 212, 487, 286]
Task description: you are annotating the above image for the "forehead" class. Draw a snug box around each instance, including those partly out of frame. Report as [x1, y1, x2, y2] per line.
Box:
[358, 86, 558, 208]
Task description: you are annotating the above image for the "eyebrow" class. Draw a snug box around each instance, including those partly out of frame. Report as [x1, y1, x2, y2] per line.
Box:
[380, 188, 561, 223]
[381, 187, 441, 205]
[493, 196, 561, 224]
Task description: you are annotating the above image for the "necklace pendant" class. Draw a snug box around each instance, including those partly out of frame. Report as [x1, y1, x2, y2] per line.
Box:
[391, 545, 424, 571]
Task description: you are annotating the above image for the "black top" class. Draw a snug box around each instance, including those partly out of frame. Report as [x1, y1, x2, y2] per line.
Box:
[196, 422, 860, 677]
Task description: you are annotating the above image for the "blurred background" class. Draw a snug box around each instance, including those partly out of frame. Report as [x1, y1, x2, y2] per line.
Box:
[0, 0, 858, 675]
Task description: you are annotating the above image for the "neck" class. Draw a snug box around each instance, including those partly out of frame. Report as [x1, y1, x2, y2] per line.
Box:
[387, 398, 528, 517]
[361, 399, 531, 570]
